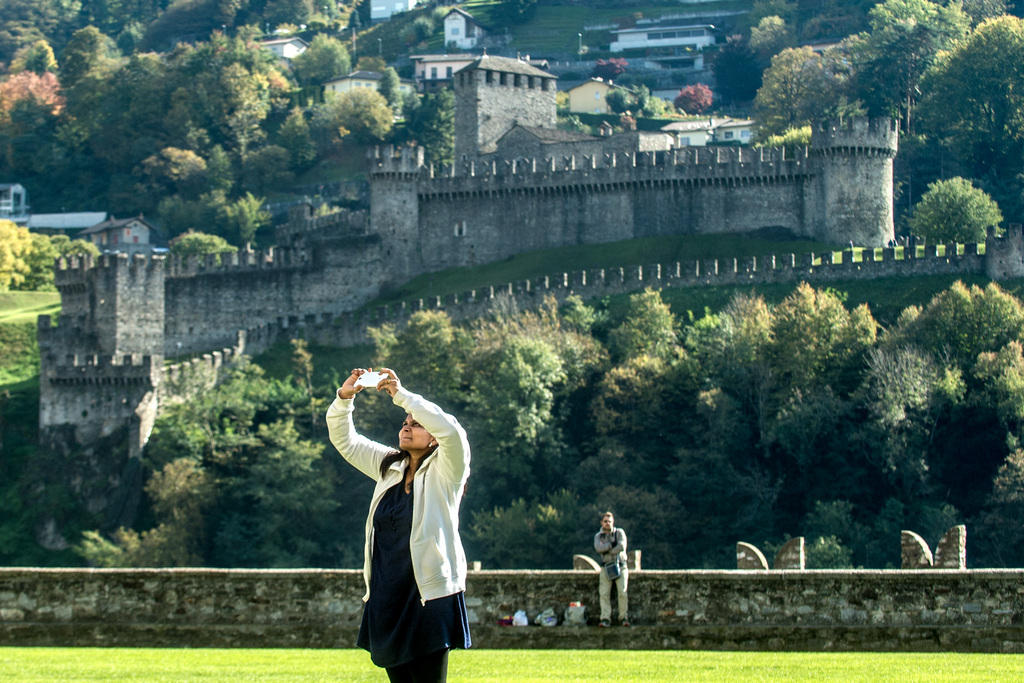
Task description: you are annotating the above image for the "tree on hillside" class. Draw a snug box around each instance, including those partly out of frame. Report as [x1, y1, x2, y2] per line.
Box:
[10, 39, 58, 74]
[973, 448, 1024, 566]
[276, 108, 316, 170]
[219, 192, 270, 247]
[607, 289, 678, 362]
[961, 0, 1009, 26]
[907, 177, 1003, 244]
[605, 88, 634, 115]
[0, 0, 80, 65]
[851, 0, 969, 133]
[712, 35, 762, 105]
[142, 147, 209, 199]
[403, 89, 454, 166]
[917, 16, 1024, 218]
[753, 45, 860, 138]
[325, 88, 393, 144]
[377, 66, 402, 110]
[49, 235, 100, 258]
[264, 0, 316, 26]
[59, 26, 120, 90]
[168, 230, 238, 259]
[291, 34, 351, 87]
[0, 220, 32, 291]
[240, 145, 294, 195]
[0, 71, 64, 117]
[674, 84, 712, 114]
[592, 58, 627, 81]
[749, 15, 796, 59]
[19, 232, 58, 291]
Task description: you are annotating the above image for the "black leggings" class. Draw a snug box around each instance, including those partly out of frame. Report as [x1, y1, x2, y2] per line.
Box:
[385, 649, 449, 683]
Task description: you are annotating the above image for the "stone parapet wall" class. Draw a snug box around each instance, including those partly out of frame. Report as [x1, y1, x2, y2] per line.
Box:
[318, 244, 988, 348]
[2, 568, 1022, 652]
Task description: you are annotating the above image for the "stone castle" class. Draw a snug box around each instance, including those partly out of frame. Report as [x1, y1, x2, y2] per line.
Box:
[35, 55, 1017, 539]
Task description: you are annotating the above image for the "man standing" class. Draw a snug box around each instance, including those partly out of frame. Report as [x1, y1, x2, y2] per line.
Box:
[593, 511, 629, 627]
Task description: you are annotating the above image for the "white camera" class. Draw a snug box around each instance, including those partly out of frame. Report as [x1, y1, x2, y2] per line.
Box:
[355, 371, 385, 388]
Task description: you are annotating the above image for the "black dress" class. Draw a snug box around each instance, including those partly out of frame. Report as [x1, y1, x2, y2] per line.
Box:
[357, 482, 471, 668]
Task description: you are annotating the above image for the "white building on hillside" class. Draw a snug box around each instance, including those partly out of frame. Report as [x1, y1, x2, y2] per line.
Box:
[260, 37, 308, 61]
[0, 183, 28, 225]
[661, 117, 754, 147]
[444, 8, 487, 50]
[610, 23, 716, 53]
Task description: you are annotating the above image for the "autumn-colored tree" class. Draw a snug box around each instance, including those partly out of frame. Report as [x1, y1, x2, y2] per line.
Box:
[592, 58, 628, 81]
[673, 83, 712, 114]
[0, 71, 64, 117]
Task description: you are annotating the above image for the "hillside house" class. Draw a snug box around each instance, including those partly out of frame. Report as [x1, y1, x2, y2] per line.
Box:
[661, 117, 754, 146]
[610, 23, 716, 53]
[412, 54, 476, 91]
[324, 71, 415, 98]
[564, 78, 625, 115]
[444, 8, 487, 50]
[259, 37, 308, 61]
[413, 54, 550, 92]
[371, 0, 419, 22]
[0, 183, 29, 224]
[79, 216, 164, 255]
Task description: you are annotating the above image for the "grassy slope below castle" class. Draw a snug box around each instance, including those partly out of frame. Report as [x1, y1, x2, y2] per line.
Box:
[0, 292, 60, 388]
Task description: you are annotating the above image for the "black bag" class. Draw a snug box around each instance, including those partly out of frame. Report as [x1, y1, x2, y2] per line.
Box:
[604, 561, 621, 580]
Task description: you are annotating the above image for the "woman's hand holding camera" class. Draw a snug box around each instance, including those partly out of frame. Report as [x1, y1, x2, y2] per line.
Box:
[337, 367, 402, 400]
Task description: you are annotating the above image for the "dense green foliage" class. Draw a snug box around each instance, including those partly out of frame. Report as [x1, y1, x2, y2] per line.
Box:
[66, 282, 1024, 570]
[908, 177, 1004, 243]
[0, 2, 455, 246]
[0, 220, 97, 292]
[739, 2, 1024, 224]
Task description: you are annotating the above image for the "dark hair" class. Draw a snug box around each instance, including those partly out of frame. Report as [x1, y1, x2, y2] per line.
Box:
[379, 444, 438, 478]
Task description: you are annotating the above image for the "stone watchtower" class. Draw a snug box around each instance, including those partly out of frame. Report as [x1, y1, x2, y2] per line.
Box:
[37, 255, 166, 529]
[811, 118, 899, 246]
[453, 55, 558, 162]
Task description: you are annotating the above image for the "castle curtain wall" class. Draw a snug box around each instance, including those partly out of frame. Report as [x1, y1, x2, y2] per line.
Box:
[411, 174, 815, 270]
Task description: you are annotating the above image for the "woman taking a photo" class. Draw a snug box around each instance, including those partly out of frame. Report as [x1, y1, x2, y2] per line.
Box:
[327, 367, 471, 683]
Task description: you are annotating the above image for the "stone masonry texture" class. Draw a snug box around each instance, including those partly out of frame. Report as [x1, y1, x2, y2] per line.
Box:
[2, 569, 1023, 651]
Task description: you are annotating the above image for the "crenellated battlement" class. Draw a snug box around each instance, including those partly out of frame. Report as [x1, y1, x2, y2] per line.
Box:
[450, 147, 807, 194]
[54, 252, 167, 289]
[165, 246, 310, 279]
[811, 117, 899, 156]
[44, 353, 157, 384]
[276, 204, 369, 245]
[321, 241, 987, 348]
[370, 144, 815, 197]
[369, 145, 426, 177]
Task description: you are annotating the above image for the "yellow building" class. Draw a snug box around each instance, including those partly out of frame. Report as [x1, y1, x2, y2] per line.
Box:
[565, 78, 618, 115]
[324, 71, 415, 98]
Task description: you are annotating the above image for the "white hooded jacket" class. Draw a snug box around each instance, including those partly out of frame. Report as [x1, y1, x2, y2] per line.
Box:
[326, 386, 471, 603]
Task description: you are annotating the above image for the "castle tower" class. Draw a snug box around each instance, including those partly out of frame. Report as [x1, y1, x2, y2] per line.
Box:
[985, 223, 1024, 280]
[37, 253, 167, 534]
[453, 55, 558, 162]
[810, 117, 899, 246]
[368, 145, 425, 283]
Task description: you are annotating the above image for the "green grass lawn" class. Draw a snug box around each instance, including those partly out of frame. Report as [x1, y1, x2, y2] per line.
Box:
[0, 291, 60, 388]
[0, 291, 60, 324]
[0, 648, 1020, 682]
